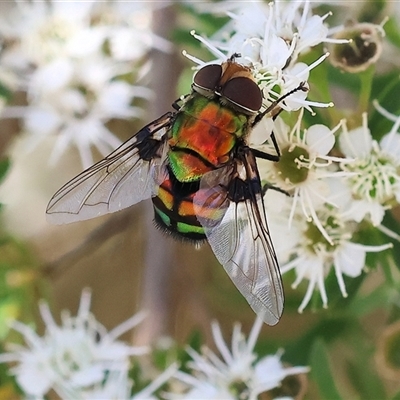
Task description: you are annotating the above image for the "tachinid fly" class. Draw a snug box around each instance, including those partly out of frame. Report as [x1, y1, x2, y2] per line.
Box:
[46, 55, 307, 325]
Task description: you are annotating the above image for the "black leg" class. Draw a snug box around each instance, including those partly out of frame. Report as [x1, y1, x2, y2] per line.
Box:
[250, 82, 307, 163]
[251, 148, 280, 162]
[269, 132, 281, 158]
[252, 82, 308, 127]
[262, 183, 291, 197]
[250, 130, 281, 162]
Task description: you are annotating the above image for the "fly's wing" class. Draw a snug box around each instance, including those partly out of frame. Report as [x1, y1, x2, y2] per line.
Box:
[193, 148, 284, 325]
[46, 112, 173, 224]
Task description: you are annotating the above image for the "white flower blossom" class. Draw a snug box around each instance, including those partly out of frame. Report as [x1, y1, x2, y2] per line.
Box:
[18, 55, 150, 167]
[339, 109, 400, 226]
[186, 0, 345, 112]
[267, 196, 392, 312]
[169, 317, 309, 399]
[255, 112, 352, 244]
[0, 289, 149, 398]
[0, 0, 166, 168]
[79, 362, 178, 400]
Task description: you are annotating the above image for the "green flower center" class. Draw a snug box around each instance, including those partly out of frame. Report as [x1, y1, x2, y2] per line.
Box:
[342, 150, 399, 203]
[304, 214, 342, 254]
[229, 380, 249, 399]
[275, 145, 310, 184]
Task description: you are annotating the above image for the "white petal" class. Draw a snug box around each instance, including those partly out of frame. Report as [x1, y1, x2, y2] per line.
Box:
[306, 124, 334, 155]
[29, 59, 73, 95]
[334, 242, 365, 277]
[52, 1, 94, 22]
[325, 178, 353, 210]
[339, 126, 372, 158]
[67, 28, 107, 58]
[96, 81, 134, 118]
[253, 355, 285, 389]
[249, 117, 273, 145]
[109, 28, 148, 61]
[394, 184, 400, 203]
[264, 35, 291, 70]
[69, 364, 105, 387]
[14, 362, 53, 397]
[342, 199, 385, 226]
[380, 132, 400, 162]
[183, 382, 234, 400]
[24, 108, 61, 135]
[298, 15, 329, 51]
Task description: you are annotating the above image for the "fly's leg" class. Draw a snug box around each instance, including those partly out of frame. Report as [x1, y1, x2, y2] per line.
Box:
[172, 94, 191, 111]
[261, 183, 290, 197]
[250, 149, 290, 197]
[250, 82, 308, 162]
[252, 82, 308, 127]
[251, 148, 280, 163]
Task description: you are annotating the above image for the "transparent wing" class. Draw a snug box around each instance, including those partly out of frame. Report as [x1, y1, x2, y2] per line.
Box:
[194, 149, 284, 325]
[46, 112, 173, 224]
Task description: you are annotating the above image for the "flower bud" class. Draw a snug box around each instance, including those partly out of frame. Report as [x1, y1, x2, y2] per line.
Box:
[329, 22, 383, 73]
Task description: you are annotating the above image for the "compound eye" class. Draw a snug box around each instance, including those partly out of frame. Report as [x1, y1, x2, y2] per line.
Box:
[221, 77, 263, 112]
[193, 64, 222, 90]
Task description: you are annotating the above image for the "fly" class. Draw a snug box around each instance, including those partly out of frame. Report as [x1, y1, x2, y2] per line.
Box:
[46, 54, 307, 325]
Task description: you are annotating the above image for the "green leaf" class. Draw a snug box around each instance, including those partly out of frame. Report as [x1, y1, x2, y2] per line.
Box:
[391, 390, 400, 400]
[0, 158, 10, 184]
[345, 329, 387, 399]
[0, 81, 11, 100]
[384, 17, 400, 49]
[348, 284, 391, 317]
[309, 339, 343, 400]
[284, 317, 348, 365]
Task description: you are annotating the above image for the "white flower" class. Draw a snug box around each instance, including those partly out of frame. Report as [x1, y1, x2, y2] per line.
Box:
[255, 112, 351, 244]
[0, 0, 162, 168]
[169, 317, 309, 399]
[0, 1, 94, 66]
[132, 363, 179, 400]
[339, 109, 400, 226]
[0, 289, 149, 398]
[2, 53, 151, 168]
[79, 361, 178, 400]
[268, 198, 392, 312]
[186, 0, 344, 112]
[20, 55, 150, 167]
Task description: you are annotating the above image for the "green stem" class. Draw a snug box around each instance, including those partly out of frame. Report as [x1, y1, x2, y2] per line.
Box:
[357, 65, 375, 115]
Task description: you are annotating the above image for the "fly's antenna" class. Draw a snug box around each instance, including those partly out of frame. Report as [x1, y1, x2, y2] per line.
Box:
[266, 82, 308, 114]
[253, 82, 308, 125]
[229, 53, 241, 62]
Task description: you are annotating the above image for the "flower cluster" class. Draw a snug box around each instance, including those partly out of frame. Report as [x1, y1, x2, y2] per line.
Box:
[188, 0, 394, 311]
[0, 292, 307, 399]
[0, 290, 177, 399]
[0, 1, 169, 167]
[169, 317, 308, 399]
[187, 0, 346, 113]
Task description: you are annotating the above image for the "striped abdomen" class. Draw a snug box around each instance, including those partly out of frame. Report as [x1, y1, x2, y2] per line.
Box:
[152, 167, 205, 242]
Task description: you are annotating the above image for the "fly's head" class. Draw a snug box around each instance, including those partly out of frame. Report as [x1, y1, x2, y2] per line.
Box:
[192, 57, 262, 116]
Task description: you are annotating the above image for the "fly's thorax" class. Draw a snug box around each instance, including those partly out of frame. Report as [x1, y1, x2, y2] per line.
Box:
[168, 94, 252, 182]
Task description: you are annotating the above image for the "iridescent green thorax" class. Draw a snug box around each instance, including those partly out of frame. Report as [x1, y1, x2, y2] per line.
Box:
[168, 94, 251, 182]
